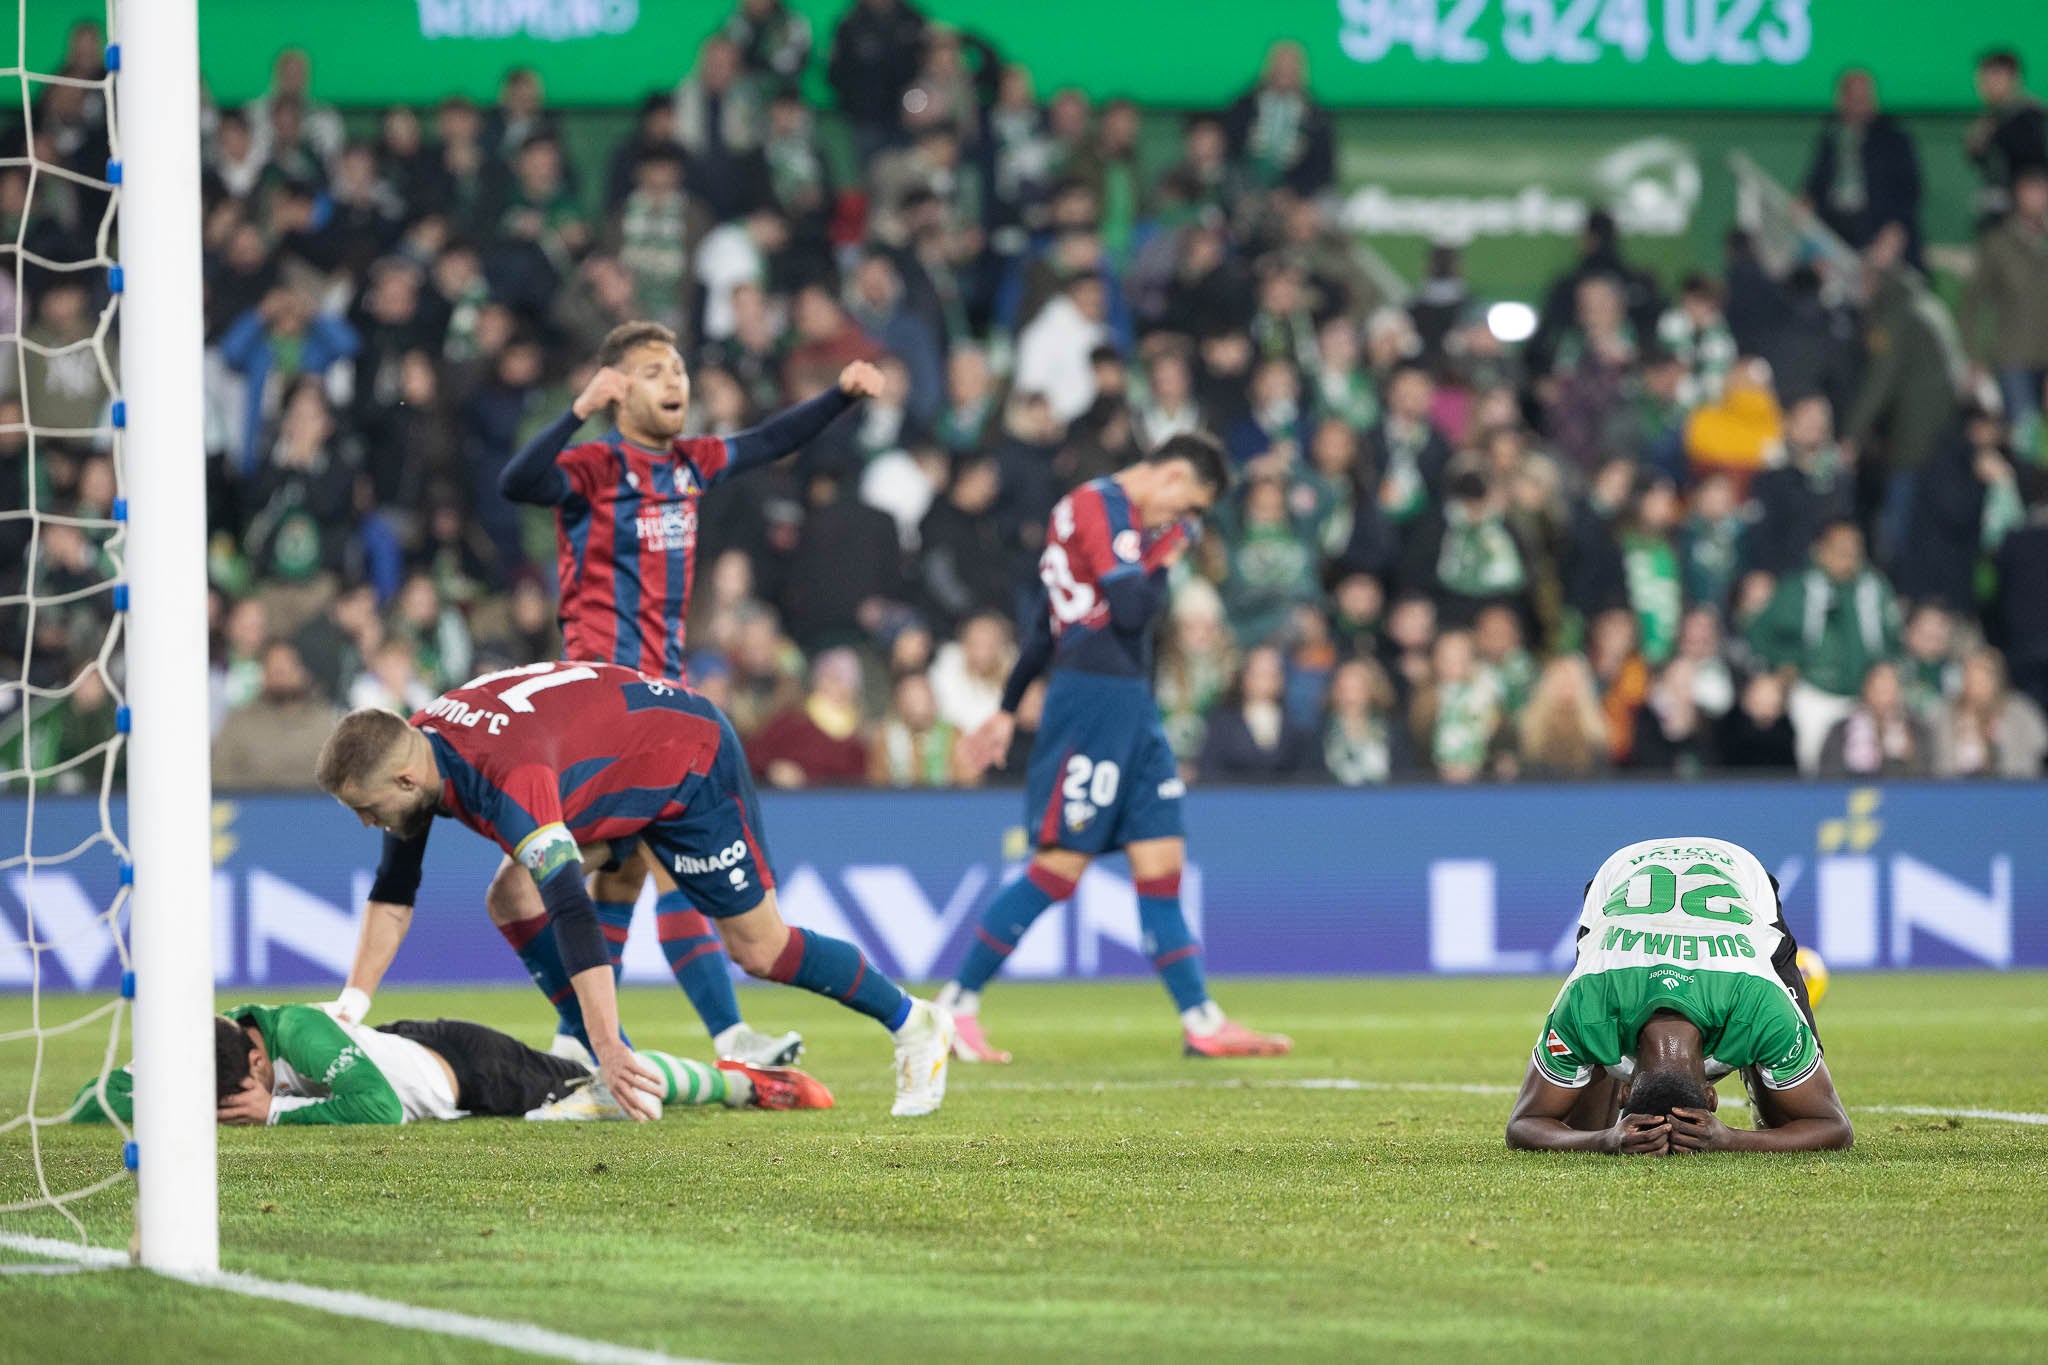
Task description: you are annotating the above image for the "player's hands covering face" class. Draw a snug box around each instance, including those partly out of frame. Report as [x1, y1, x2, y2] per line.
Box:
[1604, 1112, 1670, 1156]
[217, 1076, 272, 1127]
[1666, 1107, 1733, 1154]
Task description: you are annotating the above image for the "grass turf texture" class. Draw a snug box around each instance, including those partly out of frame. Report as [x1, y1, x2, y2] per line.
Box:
[3, 972, 2046, 1363]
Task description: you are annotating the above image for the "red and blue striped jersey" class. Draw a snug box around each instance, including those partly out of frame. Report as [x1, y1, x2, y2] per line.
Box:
[411, 661, 725, 866]
[554, 433, 736, 681]
[1037, 477, 1189, 682]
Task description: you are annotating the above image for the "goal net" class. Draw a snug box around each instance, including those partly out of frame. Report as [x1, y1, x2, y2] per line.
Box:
[2, 0, 216, 1270]
[0, 0, 136, 1244]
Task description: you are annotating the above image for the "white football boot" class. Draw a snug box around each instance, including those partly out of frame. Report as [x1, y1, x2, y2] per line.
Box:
[547, 1032, 596, 1068]
[889, 998, 954, 1117]
[714, 1023, 805, 1067]
[523, 1074, 660, 1122]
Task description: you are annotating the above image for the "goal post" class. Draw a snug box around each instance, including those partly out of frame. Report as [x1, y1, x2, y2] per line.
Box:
[116, 0, 218, 1274]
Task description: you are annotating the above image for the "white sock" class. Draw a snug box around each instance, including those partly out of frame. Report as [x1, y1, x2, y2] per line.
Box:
[721, 1068, 753, 1108]
[935, 983, 978, 1017]
[712, 1022, 751, 1054]
[1181, 1000, 1224, 1037]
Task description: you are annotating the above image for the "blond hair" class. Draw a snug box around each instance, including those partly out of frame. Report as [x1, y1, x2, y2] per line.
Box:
[313, 708, 413, 795]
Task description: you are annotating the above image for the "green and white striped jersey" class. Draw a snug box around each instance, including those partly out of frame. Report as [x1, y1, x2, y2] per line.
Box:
[1533, 837, 1821, 1092]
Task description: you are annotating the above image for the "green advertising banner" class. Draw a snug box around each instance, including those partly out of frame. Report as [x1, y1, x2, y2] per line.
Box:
[10, 0, 2044, 111]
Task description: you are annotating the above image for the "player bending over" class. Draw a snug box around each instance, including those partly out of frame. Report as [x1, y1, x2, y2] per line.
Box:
[315, 660, 953, 1117]
[945, 434, 1292, 1061]
[334, 325, 880, 1071]
[1506, 836, 1851, 1154]
[69, 1005, 829, 1126]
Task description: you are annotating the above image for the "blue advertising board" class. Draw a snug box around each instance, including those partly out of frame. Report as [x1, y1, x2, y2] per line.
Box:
[3, 781, 2043, 993]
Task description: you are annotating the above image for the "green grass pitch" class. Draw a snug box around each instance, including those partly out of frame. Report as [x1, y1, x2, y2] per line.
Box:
[3, 972, 2046, 1363]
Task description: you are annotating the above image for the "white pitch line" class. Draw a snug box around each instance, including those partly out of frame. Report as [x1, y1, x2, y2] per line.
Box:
[970, 1076, 2048, 1124]
[0, 1232, 727, 1365]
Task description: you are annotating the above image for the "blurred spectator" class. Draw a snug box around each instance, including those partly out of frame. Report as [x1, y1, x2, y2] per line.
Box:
[1618, 474, 1683, 665]
[752, 647, 871, 788]
[725, 604, 803, 739]
[917, 455, 1010, 631]
[1198, 645, 1319, 781]
[1544, 276, 1637, 475]
[936, 346, 997, 456]
[1412, 628, 1500, 784]
[781, 470, 906, 651]
[784, 284, 883, 402]
[1472, 604, 1535, 718]
[724, 0, 814, 90]
[1896, 408, 2023, 614]
[1400, 460, 1531, 633]
[1133, 344, 1203, 452]
[1845, 226, 1957, 564]
[1222, 43, 1332, 196]
[929, 610, 1013, 734]
[612, 154, 694, 335]
[1657, 275, 1738, 407]
[1515, 655, 1609, 780]
[606, 95, 683, 212]
[1818, 661, 1932, 778]
[674, 37, 765, 222]
[1672, 605, 1736, 719]
[292, 584, 383, 706]
[1960, 168, 2048, 428]
[1966, 50, 2048, 227]
[1899, 602, 1961, 720]
[210, 640, 339, 790]
[1222, 475, 1320, 647]
[388, 572, 473, 692]
[1225, 357, 1308, 466]
[1530, 211, 1662, 378]
[242, 379, 356, 589]
[484, 69, 564, 169]
[1290, 418, 1360, 562]
[1363, 364, 1450, 528]
[1015, 272, 1112, 425]
[1716, 671, 1798, 771]
[348, 636, 435, 715]
[828, 0, 927, 164]
[1997, 470, 2048, 716]
[871, 670, 962, 787]
[1629, 658, 1717, 778]
[487, 134, 587, 316]
[1680, 473, 1744, 612]
[1157, 580, 1237, 765]
[18, 280, 110, 437]
[1803, 68, 1923, 259]
[209, 597, 270, 732]
[246, 50, 345, 169]
[1587, 607, 1650, 767]
[217, 284, 360, 476]
[847, 252, 943, 420]
[1319, 656, 1409, 786]
[1748, 521, 1902, 773]
[1933, 647, 2048, 778]
[1749, 395, 1853, 577]
[458, 332, 546, 578]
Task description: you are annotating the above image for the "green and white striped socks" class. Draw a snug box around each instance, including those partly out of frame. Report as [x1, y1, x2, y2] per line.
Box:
[636, 1050, 751, 1108]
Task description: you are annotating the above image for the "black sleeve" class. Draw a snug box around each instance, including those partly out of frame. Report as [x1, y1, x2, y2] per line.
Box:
[721, 388, 856, 480]
[539, 862, 608, 979]
[498, 408, 583, 505]
[368, 829, 430, 907]
[999, 586, 1057, 714]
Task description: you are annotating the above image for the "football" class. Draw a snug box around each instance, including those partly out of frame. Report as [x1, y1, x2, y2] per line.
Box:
[1797, 947, 1831, 1010]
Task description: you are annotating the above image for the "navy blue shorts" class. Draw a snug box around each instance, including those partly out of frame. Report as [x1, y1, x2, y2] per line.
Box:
[1023, 673, 1184, 854]
[633, 711, 778, 918]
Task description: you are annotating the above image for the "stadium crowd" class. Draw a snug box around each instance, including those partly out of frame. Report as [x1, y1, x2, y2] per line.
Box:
[3, 5, 2046, 793]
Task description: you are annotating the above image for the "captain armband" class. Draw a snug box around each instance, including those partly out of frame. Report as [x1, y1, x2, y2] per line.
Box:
[514, 823, 582, 887]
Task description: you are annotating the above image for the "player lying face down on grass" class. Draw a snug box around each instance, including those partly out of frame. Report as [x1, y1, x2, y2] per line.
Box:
[466, 322, 882, 1069]
[313, 661, 954, 1119]
[66, 1006, 833, 1126]
[1505, 837, 1850, 1154]
[943, 434, 1293, 1061]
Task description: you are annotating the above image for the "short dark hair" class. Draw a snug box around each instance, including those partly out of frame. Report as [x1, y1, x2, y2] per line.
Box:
[1978, 49, 2021, 76]
[314, 707, 412, 796]
[595, 320, 679, 370]
[215, 1016, 254, 1101]
[1623, 1068, 1713, 1119]
[1149, 431, 1232, 499]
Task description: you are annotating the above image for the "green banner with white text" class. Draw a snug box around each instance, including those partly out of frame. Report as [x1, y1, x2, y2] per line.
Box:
[9, 0, 2044, 110]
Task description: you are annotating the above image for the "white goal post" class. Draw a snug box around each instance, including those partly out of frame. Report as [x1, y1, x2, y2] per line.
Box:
[116, 0, 217, 1273]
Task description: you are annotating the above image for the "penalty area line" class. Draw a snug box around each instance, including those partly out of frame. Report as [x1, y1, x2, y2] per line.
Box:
[0, 1232, 727, 1365]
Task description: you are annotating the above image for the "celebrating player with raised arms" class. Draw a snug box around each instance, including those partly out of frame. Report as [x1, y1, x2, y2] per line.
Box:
[944, 434, 1293, 1061]
[316, 662, 954, 1118]
[1505, 836, 1851, 1154]
[335, 322, 882, 1072]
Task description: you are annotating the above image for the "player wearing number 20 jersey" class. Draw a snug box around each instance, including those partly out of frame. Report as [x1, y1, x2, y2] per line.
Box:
[939, 436, 1293, 1063]
[1505, 837, 1850, 1154]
